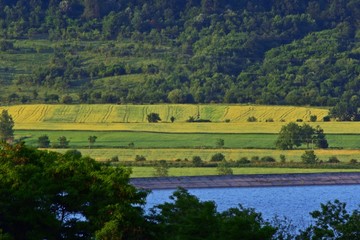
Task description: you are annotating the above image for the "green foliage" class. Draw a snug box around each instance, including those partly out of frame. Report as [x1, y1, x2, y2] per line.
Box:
[276, 122, 303, 150]
[1, 1, 360, 105]
[323, 116, 331, 122]
[237, 157, 251, 164]
[63, 149, 82, 160]
[135, 155, 146, 161]
[276, 123, 328, 150]
[0, 40, 14, 51]
[328, 156, 341, 163]
[111, 155, 119, 162]
[37, 135, 50, 148]
[310, 115, 317, 122]
[314, 126, 329, 149]
[330, 101, 360, 121]
[217, 160, 233, 175]
[215, 138, 225, 148]
[0, 110, 14, 142]
[192, 156, 203, 167]
[260, 156, 276, 163]
[147, 113, 161, 123]
[298, 200, 360, 239]
[57, 136, 70, 148]
[218, 206, 276, 240]
[148, 188, 276, 240]
[153, 160, 169, 177]
[88, 135, 97, 148]
[301, 150, 319, 164]
[0, 142, 148, 239]
[247, 116, 258, 122]
[211, 153, 225, 162]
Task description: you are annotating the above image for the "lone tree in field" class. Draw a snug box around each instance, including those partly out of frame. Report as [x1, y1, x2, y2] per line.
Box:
[147, 113, 161, 123]
[314, 126, 329, 149]
[276, 122, 328, 150]
[275, 122, 303, 150]
[0, 110, 14, 142]
[88, 135, 97, 149]
[38, 135, 50, 148]
[58, 136, 70, 148]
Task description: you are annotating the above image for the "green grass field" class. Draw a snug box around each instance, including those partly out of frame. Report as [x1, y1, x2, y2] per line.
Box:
[130, 167, 360, 177]
[16, 130, 360, 150]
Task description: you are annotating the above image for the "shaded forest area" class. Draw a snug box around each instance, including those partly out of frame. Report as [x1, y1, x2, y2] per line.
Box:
[1, 0, 360, 108]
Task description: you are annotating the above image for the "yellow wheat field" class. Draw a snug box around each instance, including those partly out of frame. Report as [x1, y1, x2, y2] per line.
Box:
[2, 104, 359, 133]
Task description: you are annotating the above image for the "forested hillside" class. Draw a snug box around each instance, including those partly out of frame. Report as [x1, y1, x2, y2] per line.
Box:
[1, 0, 360, 107]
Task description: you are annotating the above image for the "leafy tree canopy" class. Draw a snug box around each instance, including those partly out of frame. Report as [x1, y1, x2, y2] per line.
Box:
[0, 142, 149, 239]
[276, 123, 328, 150]
[0, 110, 14, 142]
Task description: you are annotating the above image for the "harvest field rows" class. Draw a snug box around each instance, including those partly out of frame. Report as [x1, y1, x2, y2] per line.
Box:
[4, 104, 360, 134]
[2, 104, 330, 124]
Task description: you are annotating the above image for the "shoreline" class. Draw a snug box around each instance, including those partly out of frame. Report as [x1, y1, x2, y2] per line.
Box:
[130, 172, 360, 190]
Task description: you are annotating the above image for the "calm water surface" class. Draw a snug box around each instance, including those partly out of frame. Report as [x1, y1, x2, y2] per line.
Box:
[146, 185, 360, 229]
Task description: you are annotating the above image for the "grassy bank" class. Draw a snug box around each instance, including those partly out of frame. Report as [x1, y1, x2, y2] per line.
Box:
[130, 167, 360, 178]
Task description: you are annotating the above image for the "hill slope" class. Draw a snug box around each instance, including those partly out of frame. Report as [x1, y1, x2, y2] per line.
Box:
[0, 1, 360, 107]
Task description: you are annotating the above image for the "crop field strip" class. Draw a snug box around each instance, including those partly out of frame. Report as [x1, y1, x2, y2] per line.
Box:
[0, 104, 330, 124]
[3, 104, 358, 134]
[6, 104, 360, 163]
[16, 129, 360, 150]
[51, 148, 360, 162]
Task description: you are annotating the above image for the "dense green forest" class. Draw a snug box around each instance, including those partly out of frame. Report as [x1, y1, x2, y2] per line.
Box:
[1, 0, 360, 107]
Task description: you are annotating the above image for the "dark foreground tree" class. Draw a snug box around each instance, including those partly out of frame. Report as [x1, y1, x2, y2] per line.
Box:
[0, 110, 14, 142]
[298, 200, 360, 239]
[148, 188, 276, 240]
[0, 142, 149, 239]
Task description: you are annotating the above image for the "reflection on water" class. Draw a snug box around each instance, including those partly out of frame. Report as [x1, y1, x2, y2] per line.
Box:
[146, 185, 360, 229]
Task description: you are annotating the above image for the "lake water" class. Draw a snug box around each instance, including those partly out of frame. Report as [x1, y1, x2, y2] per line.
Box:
[146, 185, 360, 229]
